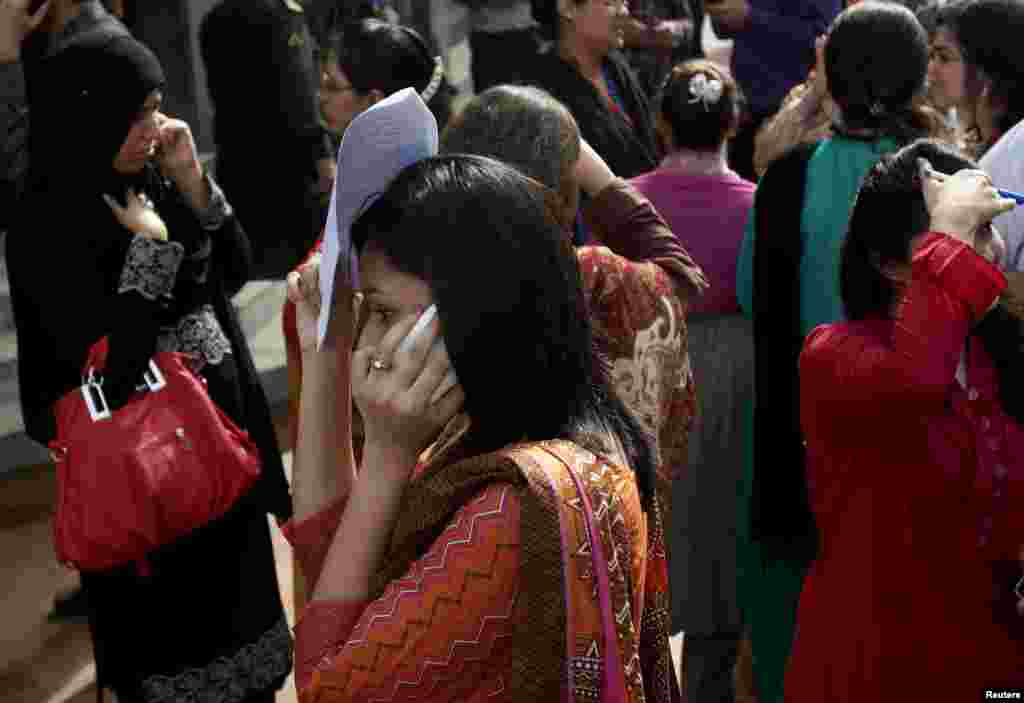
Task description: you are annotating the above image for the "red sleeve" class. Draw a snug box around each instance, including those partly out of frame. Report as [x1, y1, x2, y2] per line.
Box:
[291, 483, 521, 699]
[801, 232, 1006, 418]
[582, 179, 708, 296]
[282, 494, 350, 590]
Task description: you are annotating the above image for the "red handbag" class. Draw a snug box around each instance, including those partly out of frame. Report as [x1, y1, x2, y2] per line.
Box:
[49, 338, 261, 573]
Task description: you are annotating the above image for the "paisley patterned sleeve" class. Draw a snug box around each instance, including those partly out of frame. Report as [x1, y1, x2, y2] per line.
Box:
[577, 247, 694, 515]
[288, 483, 521, 700]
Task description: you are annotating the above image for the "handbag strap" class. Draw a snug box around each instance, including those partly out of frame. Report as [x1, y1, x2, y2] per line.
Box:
[541, 444, 629, 703]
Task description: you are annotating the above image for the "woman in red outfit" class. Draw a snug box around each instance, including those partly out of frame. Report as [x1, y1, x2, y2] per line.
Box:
[787, 139, 1024, 701]
[284, 152, 680, 702]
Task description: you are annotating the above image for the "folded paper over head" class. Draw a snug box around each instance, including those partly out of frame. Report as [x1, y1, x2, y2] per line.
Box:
[317, 88, 439, 350]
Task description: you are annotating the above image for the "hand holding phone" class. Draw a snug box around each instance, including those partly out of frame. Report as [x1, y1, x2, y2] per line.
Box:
[395, 304, 459, 404]
[353, 303, 464, 466]
[396, 303, 437, 356]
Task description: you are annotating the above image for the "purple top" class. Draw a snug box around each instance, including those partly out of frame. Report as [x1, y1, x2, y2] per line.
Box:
[719, 0, 840, 116]
[630, 167, 755, 315]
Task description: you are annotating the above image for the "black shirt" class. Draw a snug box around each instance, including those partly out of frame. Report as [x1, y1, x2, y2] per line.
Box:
[200, 0, 330, 191]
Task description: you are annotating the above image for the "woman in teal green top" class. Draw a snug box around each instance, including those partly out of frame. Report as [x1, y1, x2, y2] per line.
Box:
[732, 3, 947, 700]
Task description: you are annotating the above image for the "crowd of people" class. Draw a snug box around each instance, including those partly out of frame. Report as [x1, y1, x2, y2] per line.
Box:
[2, 0, 1024, 701]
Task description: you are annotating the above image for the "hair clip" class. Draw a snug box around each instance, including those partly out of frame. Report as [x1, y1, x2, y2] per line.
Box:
[420, 56, 444, 103]
[688, 73, 723, 112]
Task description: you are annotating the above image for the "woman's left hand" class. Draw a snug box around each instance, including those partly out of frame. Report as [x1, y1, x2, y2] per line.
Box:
[104, 188, 169, 240]
[352, 308, 464, 471]
[286, 254, 324, 353]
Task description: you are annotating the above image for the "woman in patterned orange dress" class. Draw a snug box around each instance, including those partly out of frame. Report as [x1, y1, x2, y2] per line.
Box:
[284, 152, 680, 702]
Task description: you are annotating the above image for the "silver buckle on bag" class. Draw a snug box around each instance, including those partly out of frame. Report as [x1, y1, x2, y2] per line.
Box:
[82, 360, 165, 422]
[141, 360, 166, 392]
[81, 368, 110, 422]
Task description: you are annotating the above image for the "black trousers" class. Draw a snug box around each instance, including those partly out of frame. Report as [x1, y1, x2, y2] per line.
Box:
[685, 632, 741, 703]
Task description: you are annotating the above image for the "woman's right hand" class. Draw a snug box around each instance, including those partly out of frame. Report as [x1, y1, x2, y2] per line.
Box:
[352, 309, 464, 472]
[919, 159, 1016, 249]
[103, 189, 169, 241]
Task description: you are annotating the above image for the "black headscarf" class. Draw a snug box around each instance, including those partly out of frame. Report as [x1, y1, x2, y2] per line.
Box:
[26, 33, 165, 199]
[10, 33, 170, 439]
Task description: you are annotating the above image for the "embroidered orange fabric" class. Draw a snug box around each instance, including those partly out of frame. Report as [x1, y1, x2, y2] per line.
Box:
[283, 440, 679, 702]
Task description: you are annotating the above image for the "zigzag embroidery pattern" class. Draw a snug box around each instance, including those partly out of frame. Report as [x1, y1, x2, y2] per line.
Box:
[318, 484, 519, 700]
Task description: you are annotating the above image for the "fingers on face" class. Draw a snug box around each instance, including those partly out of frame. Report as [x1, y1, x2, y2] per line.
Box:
[371, 309, 426, 360]
[429, 368, 460, 405]
[409, 338, 454, 403]
[354, 309, 419, 380]
[352, 343, 377, 383]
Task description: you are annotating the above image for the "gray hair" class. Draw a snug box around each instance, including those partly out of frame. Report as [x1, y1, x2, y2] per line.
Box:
[440, 84, 581, 194]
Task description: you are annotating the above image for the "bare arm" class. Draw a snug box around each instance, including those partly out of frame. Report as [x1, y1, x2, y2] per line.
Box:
[287, 261, 359, 522]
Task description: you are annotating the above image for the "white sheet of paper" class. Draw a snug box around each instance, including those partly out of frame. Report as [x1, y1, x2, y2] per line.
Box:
[317, 88, 439, 349]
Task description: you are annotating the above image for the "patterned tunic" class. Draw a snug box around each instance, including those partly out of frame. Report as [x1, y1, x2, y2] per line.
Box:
[580, 181, 706, 522]
[285, 437, 678, 702]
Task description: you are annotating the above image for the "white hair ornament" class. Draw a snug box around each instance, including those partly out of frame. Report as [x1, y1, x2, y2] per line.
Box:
[688, 72, 724, 111]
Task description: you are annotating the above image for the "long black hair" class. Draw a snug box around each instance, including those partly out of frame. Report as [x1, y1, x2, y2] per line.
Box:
[841, 138, 975, 320]
[325, 18, 454, 129]
[351, 155, 658, 508]
[825, 1, 934, 143]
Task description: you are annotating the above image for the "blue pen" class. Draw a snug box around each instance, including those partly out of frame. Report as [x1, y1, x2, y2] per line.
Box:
[998, 189, 1024, 204]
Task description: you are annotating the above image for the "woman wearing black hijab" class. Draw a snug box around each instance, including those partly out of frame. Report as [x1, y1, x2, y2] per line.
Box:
[7, 33, 293, 703]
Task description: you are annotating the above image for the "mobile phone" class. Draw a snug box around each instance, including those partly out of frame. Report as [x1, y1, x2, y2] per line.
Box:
[396, 304, 437, 356]
[395, 304, 459, 403]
